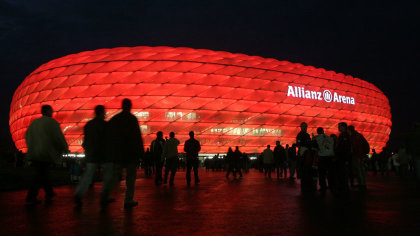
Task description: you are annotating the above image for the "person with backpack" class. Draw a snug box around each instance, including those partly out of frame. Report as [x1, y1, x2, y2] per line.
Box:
[348, 125, 369, 191]
[313, 127, 334, 195]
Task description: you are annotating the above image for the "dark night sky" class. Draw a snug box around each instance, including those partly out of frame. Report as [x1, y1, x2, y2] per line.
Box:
[0, 0, 419, 149]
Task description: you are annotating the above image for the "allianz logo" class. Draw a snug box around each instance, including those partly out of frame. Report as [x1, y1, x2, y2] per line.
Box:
[287, 85, 355, 105]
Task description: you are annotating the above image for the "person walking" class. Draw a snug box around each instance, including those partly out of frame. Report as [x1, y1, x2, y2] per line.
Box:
[184, 131, 201, 186]
[25, 105, 68, 204]
[74, 105, 115, 206]
[109, 99, 144, 208]
[273, 141, 286, 179]
[151, 131, 165, 185]
[163, 132, 180, 186]
[263, 145, 275, 178]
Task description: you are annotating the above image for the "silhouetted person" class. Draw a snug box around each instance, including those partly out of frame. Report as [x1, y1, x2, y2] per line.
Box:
[109, 99, 144, 208]
[25, 105, 68, 204]
[334, 122, 351, 195]
[163, 132, 180, 186]
[348, 125, 369, 191]
[313, 127, 334, 195]
[184, 131, 201, 186]
[274, 141, 286, 179]
[287, 144, 297, 180]
[151, 131, 165, 185]
[225, 148, 236, 179]
[143, 148, 152, 177]
[296, 122, 314, 192]
[371, 149, 378, 175]
[263, 145, 274, 178]
[233, 146, 243, 178]
[74, 105, 114, 206]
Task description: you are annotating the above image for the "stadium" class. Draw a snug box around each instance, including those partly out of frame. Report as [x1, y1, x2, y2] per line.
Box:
[9, 46, 391, 154]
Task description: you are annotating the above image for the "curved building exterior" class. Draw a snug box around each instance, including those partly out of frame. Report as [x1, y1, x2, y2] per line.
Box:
[9, 46, 391, 153]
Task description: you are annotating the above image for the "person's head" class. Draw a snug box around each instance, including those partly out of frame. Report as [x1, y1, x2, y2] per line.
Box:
[317, 127, 324, 135]
[348, 125, 355, 135]
[286, 144, 289, 148]
[169, 132, 175, 138]
[146, 148, 150, 152]
[189, 131, 194, 138]
[338, 122, 347, 133]
[300, 122, 308, 133]
[276, 140, 280, 146]
[372, 148, 376, 153]
[122, 98, 132, 112]
[94, 105, 105, 119]
[235, 146, 239, 151]
[267, 145, 270, 149]
[228, 147, 233, 153]
[156, 131, 163, 139]
[41, 105, 53, 117]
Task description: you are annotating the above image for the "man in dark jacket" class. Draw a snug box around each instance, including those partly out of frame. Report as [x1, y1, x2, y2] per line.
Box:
[184, 131, 201, 186]
[109, 99, 144, 208]
[151, 131, 165, 185]
[74, 105, 114, 206]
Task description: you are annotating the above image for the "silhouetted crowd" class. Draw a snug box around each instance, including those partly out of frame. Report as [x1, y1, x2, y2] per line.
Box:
[22, 99, 420, 207]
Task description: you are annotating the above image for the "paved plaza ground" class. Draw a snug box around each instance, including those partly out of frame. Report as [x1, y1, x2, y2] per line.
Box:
[0, 169, 419, 235]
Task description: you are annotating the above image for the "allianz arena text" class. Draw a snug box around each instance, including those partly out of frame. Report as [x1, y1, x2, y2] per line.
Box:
[9, 46, 391, 153]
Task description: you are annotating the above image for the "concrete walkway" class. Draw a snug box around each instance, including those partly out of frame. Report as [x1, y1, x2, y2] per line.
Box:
[0, 170, 419, 235]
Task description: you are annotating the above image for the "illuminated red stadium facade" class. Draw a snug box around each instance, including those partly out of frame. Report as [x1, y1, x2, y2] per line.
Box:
[10, 46, 391, 153]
